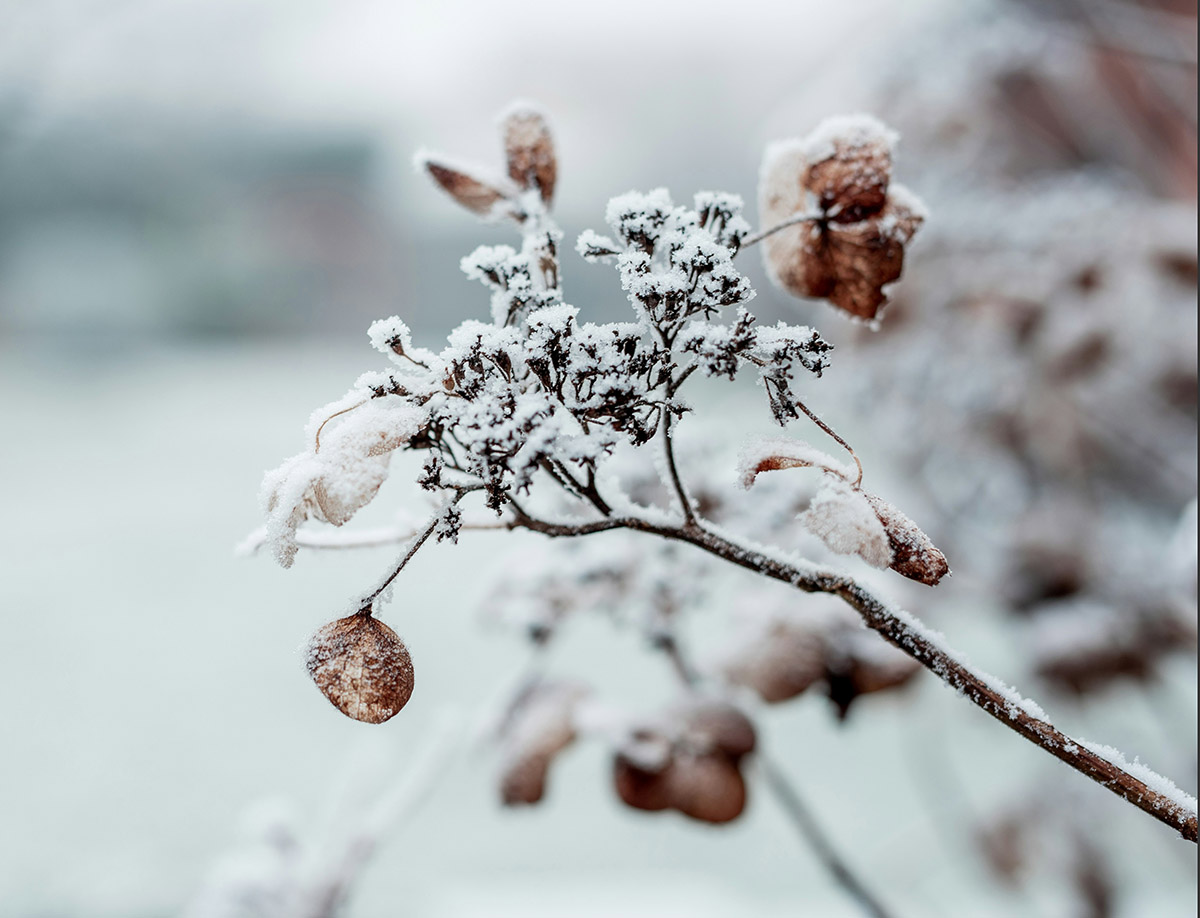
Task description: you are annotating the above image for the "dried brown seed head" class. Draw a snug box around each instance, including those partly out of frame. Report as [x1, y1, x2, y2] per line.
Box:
[825, 628, 920, 719]
[760, 117, 924, 322]
[501, 105, 557, 205]
[305, 614, 414, 724]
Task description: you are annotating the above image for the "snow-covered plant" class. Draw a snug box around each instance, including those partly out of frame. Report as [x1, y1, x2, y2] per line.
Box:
[248, 101, 1197, 886]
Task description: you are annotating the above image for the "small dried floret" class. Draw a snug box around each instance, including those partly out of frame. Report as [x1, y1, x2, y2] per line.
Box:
[501, 103, 557, 205]
[305, 614, 415, 724]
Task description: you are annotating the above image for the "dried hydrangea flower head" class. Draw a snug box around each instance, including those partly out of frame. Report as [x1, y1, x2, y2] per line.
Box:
[246, 98, 1199, 849]
[759, 114, 926, 321]
[611, 699, 756, 824]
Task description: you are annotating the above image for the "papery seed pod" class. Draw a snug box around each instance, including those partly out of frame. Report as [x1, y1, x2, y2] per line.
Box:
[305, 614, 415, 724]
[666, 754, 747, 824]
[804, 121, 894, 220]
[864, 493, 950, 586]
[502, 106, 557, 205]
[422, 159, 513, 219]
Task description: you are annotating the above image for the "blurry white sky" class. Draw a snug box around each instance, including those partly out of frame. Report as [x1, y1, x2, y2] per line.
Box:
[0, 0, 950, 223]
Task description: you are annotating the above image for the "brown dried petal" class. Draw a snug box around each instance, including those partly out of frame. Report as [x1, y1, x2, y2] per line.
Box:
[613, 753, 674, 812]
[765, 194, 923, 321]
[864, 493, 950, 586]
[423, 160, 512, 218]
[825, 631, 919, 719]
[680, 700, 757, 760]
[722, 620, 826, 704]
[500, 753, 552, 806]
[666, 754, 747, 824]
[305, 614, 415, 724]
[805, 136, 892, 220]
[502, 107, 556, 205]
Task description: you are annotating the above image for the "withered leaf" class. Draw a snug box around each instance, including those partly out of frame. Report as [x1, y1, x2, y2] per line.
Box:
[423, 160, 512, 219]
[305, 614, 414, 724]
[502, 107, 557, 205]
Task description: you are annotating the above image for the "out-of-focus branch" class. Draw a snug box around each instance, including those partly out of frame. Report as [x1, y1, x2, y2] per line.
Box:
[510, 509, 1199, 842]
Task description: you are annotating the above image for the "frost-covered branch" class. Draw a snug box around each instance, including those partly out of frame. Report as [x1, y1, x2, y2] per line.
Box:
[248, 100, 1196, 862]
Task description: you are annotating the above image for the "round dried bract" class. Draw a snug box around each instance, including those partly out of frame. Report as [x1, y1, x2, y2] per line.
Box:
[305, 614, 415, 724]
[723, 622, 826, 704]
[681, 701, 757, 760]
[667, 754, 747, 824]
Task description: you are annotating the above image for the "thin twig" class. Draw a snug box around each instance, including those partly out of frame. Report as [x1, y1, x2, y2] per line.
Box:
[661, 408, 697, 527]
[359, 489, 475, 610]
[740, 211, 820, 250]
[759, 757, 897, 918]
[793, 397, 864, 487]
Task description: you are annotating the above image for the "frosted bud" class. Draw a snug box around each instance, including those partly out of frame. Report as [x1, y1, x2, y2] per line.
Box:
[799, 477, 893, 569]
[305, 614, 415, 724]
[864, 493, 950, 586]
[501, 104, 557, 206]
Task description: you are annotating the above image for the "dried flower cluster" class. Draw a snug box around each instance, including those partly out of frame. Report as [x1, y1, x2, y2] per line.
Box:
[250, 101, 1197, 855]
[759, 115, 925, 322]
